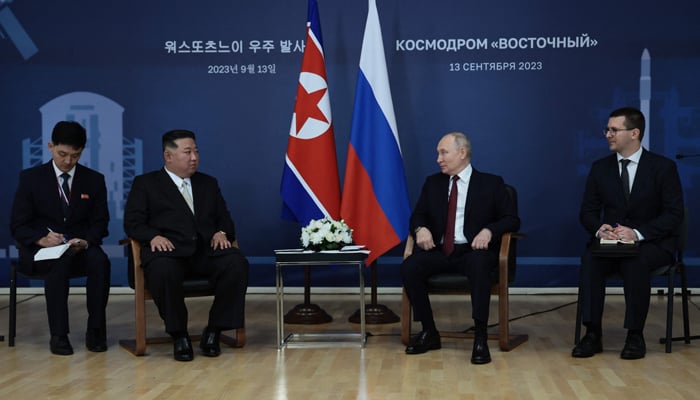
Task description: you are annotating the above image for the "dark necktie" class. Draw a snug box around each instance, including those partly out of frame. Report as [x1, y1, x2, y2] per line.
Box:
[60, 172, 71, 214]
[443, 176, 459, 256]
[620, 159, 631, 202]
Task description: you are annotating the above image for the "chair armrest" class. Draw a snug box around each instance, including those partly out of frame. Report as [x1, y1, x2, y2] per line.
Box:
[499, 232, 525, 282]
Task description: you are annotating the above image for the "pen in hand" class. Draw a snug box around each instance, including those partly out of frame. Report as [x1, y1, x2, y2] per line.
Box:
[47, 227, 67, 244]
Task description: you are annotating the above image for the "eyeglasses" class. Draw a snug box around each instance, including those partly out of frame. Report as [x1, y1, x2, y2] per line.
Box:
[603, 127, 634, 136]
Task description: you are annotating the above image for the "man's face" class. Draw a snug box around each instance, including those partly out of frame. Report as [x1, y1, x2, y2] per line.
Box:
[606, 116, 639, 155]
[48, 142, 83, 173]
[164, 137, 199, 178]
[436, 136, 468, 176]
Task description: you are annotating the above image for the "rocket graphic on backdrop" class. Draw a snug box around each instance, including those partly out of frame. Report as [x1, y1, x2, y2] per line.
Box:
[0, 1, 38, 60]
[639, 48, 651, 150]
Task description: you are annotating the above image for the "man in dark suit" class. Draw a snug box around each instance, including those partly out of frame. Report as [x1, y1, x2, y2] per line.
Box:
[10, 121, 111, 355]
[124, 129, 249, 362]
[401, 132, 520, 364]
[573, 107, 684, 360]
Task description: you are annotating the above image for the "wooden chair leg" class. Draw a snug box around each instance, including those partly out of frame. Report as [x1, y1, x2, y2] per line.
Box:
[220, 328, 246, 348]
[497, 288, 528, 351]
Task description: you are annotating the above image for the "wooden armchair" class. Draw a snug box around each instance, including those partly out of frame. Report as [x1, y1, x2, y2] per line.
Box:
[119, 238, 246, 356]
[400, 184, 528, 351]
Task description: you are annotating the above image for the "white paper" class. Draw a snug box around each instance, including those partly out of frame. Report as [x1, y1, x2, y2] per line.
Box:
[34, 243, 71, 261]
[341, 245, 366, 251]
[274, 249, 314, 254]
[320, 249, 370, 254]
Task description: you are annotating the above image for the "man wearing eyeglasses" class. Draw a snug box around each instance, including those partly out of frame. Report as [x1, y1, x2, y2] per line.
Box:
[573, 107, 684, 360]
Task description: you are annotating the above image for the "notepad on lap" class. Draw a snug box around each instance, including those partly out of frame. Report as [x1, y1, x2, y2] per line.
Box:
[599, 238, 635, 245]
[34, 243, 71, 261]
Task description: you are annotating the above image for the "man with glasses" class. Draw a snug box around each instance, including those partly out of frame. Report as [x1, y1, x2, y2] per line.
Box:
[573, 107, 683, 359]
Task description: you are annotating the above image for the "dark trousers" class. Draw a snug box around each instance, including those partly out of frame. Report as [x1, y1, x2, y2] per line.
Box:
[580, 242, 673, 331]
[401, 244, 497, 325]
[143, 248, 249, 336]
[32, 246, 111, 336]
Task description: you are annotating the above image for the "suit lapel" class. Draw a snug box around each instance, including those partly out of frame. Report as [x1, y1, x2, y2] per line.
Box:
[463, 169, 479, 220]
[41, 162, 68, 218]
[159, 169, 196, 217]
[607, 155, 628, 205]
[189, 173, 201, 216]
[627, 149, 648, 204]
[437, 173, 450, 226]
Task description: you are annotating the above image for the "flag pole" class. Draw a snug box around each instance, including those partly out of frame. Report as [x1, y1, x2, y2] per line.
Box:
[284, 265, 333, 324]
[348, 261, 399, 324]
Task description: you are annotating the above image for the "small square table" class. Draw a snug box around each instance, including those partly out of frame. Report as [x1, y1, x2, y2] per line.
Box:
[274, 251, 368, 348]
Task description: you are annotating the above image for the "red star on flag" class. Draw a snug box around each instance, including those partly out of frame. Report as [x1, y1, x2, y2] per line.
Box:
[295, 83, 328, 134]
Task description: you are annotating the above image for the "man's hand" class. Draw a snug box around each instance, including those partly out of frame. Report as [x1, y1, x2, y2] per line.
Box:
[150, 235, 175, 252]
[612, 224, 638, 242]
[415, 227, 436, 251]
[471, 228, 492, 250]
[210, 231, 232, 250]
[597, 223, 617, 240]
[67, 237, 88, 252]
[36, 231, 66, 248]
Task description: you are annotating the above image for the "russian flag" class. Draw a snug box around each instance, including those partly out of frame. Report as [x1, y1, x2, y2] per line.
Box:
[341, 0, 410, 265]
[281, 0, 341, 225]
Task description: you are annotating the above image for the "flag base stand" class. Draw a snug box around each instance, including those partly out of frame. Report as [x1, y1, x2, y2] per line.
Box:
[348, 261, 400, 324]
[284, 265, 333, 324]
[348, 303, 399, 324]
[284, 303, 333, 325]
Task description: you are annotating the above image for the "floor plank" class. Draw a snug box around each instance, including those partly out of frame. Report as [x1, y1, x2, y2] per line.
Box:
[0, 292, 698, 399]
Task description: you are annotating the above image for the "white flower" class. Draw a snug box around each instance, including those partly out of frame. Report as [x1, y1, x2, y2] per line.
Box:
[300, 217, 354, 251]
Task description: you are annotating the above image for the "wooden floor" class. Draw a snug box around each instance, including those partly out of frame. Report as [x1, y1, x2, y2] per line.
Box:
[0, 291, 699, 399]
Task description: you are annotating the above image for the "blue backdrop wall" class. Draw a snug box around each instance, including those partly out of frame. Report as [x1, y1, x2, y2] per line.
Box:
[2, 0, 699, 288]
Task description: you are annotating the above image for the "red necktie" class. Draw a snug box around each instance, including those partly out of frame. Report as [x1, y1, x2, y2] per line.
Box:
[443, 176, 459, 255]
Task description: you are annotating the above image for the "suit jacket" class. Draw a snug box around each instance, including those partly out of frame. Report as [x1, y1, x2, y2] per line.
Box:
[10, 161, 110, 271]
[123, 168, 238, 266]
[409, 168, 520, 253]
[579, 149, 684, 255]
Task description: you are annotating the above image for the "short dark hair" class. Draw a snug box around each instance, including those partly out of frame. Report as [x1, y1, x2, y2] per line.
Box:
[610, 107, 645, 140]
[162, 129, 196, 151]
[51, 121, 87, 149]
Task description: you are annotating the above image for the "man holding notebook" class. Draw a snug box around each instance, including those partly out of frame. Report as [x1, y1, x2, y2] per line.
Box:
[574, 107, 683, 360]
[10, 121, 111, 356]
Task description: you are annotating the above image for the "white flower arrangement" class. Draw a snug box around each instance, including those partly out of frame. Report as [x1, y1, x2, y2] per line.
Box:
[300, 217, 353, 251]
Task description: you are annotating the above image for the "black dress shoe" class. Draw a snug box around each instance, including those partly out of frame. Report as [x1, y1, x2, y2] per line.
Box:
[471, 336, 491, 364]
[405, 330, 441, 355]
[173, 336, 194, 362]
[199, 327, 221, 357]
[572, 332, 603, 358]
[50, 335, 74, 356]
[620, 332, 646, 360]
[85, 329, 108, 352]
